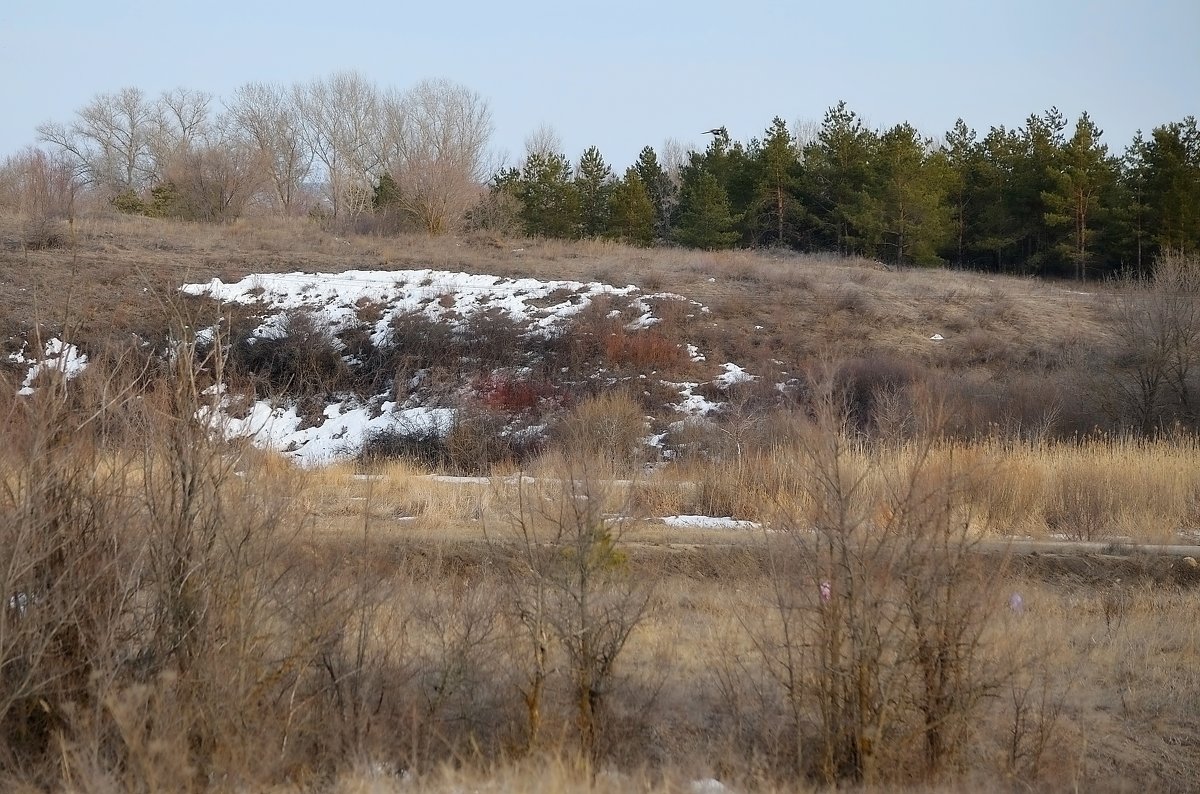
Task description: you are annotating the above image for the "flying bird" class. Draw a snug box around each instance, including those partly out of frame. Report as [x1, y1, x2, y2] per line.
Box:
[702, 128, 724, 135]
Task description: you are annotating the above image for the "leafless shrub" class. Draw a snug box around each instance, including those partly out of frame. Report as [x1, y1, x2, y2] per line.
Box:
[0, 367, 139, 782]
[445, 405, 542, 473]
[1043, 460, 1118, 541]
[227, 308, 350, 400]
[747, 382, 1011, 785]
[555, 391, 647, 471]
[1106, 251, 1200, 433]
[830, 355, 929, 433]
[459, 308, 528, 370]
[496, 470, 656, 762]
[359, 414, 450, 469]
[19, 215, 68, 251]
[407, 567, 508, 760]
[382, 309, 458, 387]
[464, 189, 523, 236]
[1004, 658, 1072, 781]
[360, 404, 538, 475]
[0, 318, 330, 789]
[301, 561, 414, 769]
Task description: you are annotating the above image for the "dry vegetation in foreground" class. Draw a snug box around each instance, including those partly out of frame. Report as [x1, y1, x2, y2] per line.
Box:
[2, 351, 1200, 793]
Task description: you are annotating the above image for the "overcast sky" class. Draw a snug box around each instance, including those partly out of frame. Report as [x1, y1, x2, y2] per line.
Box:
[3, 0, 1196, 170]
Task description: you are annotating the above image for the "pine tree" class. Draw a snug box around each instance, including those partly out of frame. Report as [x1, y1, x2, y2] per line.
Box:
[943, 119, 982, 266]
[723, 140, 759, 244]
[1141, 117, 1200, 256]
[633, 146, 676, 241]
[673, 170, 739, 250]
[749, 117, 803, 247]
[574, 146, 614, 238]
[857, 124, 950, 266]
[802, 102, 878, 255]
[1042, 113, 1116, 280]
[606, 168, 655, 246]
[1013, 108, 1068, 274]
[682, 128, 757, 244]
[1115, 132, 1153, 273]
[974, 126, 1023, 271]
[515, 151, 580, 238]
[373, 172, 401, 210]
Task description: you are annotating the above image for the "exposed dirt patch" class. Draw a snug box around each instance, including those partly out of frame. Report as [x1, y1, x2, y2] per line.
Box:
[1006, 550, 1200, 589]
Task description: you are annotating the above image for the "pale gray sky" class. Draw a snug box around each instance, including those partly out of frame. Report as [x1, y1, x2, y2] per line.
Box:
[3, 0, 1196, 169]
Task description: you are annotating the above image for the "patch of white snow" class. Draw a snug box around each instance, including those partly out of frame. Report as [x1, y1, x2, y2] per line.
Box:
[671, 383, 721, 416]
[714, 363, 756, 388]
[202, 395, 454, 467]
[12, 338, 89, 396]
[662, 515, 761, 530]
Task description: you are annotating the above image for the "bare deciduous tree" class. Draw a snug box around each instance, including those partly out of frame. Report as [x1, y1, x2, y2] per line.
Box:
[523, 124, 562, 161]
[385, 78, 493, 234]
[148, 88, 214, 179]
[498, 469, 654, 761]
[225, 82, 313, 215]
[1108, 252, 1200, 432]
[0, 146, 84, 219]
[747, 379, 1010, 784]
[156, 132, 267, 222]
[293, 72, 382, 221]
[38, 87, 159, 196]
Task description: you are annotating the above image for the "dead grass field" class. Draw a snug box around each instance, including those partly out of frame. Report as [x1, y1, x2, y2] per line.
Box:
[275, 490, 1200, 794]
[299, 432, 1200, 546]
[267, 437, 1200, 792]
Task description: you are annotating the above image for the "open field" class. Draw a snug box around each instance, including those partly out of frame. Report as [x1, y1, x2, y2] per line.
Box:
[2, 213, 1200, 792]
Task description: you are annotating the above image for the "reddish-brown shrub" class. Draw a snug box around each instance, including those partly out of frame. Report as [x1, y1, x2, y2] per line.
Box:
[601, 329, 686, 371]
[473, 372, 564, 413]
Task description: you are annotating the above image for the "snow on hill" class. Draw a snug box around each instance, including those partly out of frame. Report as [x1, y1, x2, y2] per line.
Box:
[180, 269, 677, 341]
[177, 269, 759, 466]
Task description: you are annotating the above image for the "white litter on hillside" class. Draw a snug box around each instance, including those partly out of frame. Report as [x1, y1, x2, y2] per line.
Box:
[670, 382, 721, 416]
[8, 338, 89, 396]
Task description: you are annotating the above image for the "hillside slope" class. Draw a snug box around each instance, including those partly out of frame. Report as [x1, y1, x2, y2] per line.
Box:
[2, 213, 1119, 464]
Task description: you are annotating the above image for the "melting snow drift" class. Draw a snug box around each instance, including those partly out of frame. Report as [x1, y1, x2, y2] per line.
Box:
[661, 515, 761, 530]
[182, 269, 699, 465]
[199, 398, 455, 468]
[8, 338, 89, 395]
[181, 269, 649, 341]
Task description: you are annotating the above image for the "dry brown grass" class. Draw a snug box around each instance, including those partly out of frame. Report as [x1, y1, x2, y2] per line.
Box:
[618, 435, 1200, 543]
[295, 431, 1200, 546]
[5, 408, 1199, 792]
[0, 211, 1111, 381]
[4, 212, 1200, 792]
[302, 460, 501, 538]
